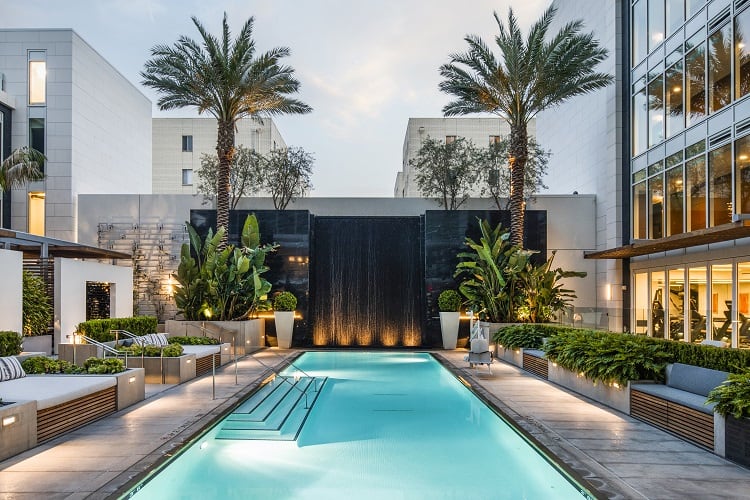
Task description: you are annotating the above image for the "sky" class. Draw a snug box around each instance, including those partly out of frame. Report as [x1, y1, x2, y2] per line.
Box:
[2, 0, 551, 197]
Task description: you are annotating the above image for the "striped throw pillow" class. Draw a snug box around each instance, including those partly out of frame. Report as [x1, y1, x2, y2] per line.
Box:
[0, 356, 26, 382]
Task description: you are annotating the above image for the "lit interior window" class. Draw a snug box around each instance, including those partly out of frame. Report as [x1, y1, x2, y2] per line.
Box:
[29, 60, 46, 105]
[28, 191, 45, 236]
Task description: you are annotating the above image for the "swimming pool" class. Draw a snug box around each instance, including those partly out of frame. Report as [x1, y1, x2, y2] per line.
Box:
[126, 351, 593, 499]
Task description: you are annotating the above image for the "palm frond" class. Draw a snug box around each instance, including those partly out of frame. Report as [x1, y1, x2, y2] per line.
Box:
[0, 147, 46, 191]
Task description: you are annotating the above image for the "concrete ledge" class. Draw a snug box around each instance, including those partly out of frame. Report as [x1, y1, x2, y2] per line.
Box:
[58, 343, 101, 366]
[496, 345, 523, 367]
[166, 319, 265, 355]
[548, 363, 630, 414]
[125, 354, 196, 384]
[113, 368, 145, 410]
[0, 400, 36, 462]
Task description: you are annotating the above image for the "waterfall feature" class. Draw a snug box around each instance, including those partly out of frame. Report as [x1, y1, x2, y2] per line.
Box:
[312, 217, 422, 347]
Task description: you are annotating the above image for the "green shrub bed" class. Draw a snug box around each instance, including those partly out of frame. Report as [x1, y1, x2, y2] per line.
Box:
[167, 336, 220, 345]
[492, 324, 574, 350]
[22, 356, 125, 374]
[117, 343, 184, 357]
[707, 368, 750, 418]
[77, 317, 158, 342]
[0, 331, 22, 357]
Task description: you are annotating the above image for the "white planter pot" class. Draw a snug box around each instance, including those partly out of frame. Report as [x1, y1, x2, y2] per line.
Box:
[439, 312, 460, 349]
[274, 311, 295, 349]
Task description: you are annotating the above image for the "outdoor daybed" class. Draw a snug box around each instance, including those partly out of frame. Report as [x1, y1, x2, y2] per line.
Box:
[0, 358, 145, 461]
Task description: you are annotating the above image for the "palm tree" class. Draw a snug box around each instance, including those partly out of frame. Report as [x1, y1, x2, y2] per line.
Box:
[141, 13, 311, 245]
[439, 6, 612, 247]
[0, 146, 46, 191]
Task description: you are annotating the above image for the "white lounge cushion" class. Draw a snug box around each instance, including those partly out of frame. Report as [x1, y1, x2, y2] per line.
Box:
[0, 356, 26, 381]
[0, 375, 115, 410]
[134, 333, 168, 346]
[180, 345, 221, 356]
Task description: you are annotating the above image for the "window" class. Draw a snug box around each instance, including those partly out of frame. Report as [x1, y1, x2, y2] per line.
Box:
[666, 0, 684, 37]
[688, 267, 708, 343]
[648, 0, 665, 51]
[668, 268, 685, 341]
[633, 272, 649, 334]
[489, 135, 501, 145]
[686, 155, 707, 231]
[736, 8, 750, 99]
[182, 169, 193, 186]
[633, 181, 648, 239]
[736, 135, 750, 215]
[181, 135, 193, 152]
[28, 51, 46, 105]
[633, 86, 648, 155]
[29, 118, 45, 173]
[648, 75, 664, 147]
[445, 135, 456, 144]
[649, 174, 664, 238]
[711, 264, 733, 343]
[686, 0, 704, 18]
[665, 62, 684, 137]
[708, 23, 732, 113]
[666, 166, 684, 236]
[633, 0, 647, 65]
[27, 191, 45, 236]
[685, 39, 706, 126]
[708, 144, 732, 226]
[738, 262, 750, 348]
[651, 271, 666, 339]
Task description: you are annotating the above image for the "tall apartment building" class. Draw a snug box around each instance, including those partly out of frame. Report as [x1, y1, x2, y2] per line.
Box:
[0, 29, 151, 241]
[152, 117, 286, 195]
[542, 0, 750, 349]
[394, 117, 533, 197]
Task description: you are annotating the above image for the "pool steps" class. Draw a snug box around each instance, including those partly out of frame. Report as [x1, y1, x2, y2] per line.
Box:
[215, 375, 327, 441]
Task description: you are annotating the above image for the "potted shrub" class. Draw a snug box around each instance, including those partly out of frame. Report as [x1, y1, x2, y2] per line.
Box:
[708, 369, 750, 467]
[273, 291, 297, 349]
[438, 290, 462, 349]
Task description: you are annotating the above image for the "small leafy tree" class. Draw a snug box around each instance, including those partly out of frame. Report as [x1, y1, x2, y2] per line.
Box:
[410, 136, 479, 210]
[173, 214, 278, 320]
[261, 147, 314, 210]
[22, 270, 52, 336]
[516, 251, 586, 323]
[479, 138, 549, 211]
[196, 145, 264, 209]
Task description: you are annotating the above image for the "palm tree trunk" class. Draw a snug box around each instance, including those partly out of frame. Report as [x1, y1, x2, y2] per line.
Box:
[508, 125, 528, 248]
[216, 120, 236, 248]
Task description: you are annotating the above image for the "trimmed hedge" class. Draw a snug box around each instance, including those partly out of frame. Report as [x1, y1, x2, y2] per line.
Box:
[168, 336, 219, 345]
[77, 317, 158, 342]
[117, 343, 184, 357]
[22, 356, 125, 374]
[646, 337, 750, 373]
[492, 324, 575, 350]
[0, 331, 22, 357]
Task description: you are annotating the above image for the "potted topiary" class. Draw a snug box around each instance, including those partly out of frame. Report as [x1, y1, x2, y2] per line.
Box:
[273, 291, 297, 349]
[438, 289, 462, 349]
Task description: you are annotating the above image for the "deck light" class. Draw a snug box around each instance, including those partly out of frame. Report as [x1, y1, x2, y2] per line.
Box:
[200, 441, 208, 450]
[129, 376, 136, 383]
[2, 416, 16, 427]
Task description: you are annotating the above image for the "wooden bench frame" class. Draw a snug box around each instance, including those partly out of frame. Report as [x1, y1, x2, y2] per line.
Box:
[522, 352, 549, 379]
[630, 389, 714, 449]
[36, 386, 117, 443]
[195, 352, 222, 377]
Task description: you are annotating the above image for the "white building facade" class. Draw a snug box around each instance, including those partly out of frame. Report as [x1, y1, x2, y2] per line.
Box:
[394, 117, 533, 198]
[0, 29, 151, 241]
[152, 117, 286, 195]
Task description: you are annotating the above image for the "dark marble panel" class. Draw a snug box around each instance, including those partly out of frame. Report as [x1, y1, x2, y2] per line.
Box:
[190, 210, 311, 346]
[423, 210, 547, 347]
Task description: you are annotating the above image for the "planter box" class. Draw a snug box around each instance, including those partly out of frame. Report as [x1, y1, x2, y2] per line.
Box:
[0, 400, 37, 462]
[22, 335, 53, 356]
[58, 343, 102, 366]
[125, 354, 196, 384]
[548, 363, 630, 414]
[111, 368, 145, 410]
[496, 345, 523, 368]
[725, 415, 750, 467]
[166, 319, 265, 355]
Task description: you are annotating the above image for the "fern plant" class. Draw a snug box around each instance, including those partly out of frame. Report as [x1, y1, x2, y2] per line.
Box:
[707, 369, 750, 419]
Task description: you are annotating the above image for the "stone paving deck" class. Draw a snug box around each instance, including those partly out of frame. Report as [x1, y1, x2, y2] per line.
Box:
[0, 349, 749, 499]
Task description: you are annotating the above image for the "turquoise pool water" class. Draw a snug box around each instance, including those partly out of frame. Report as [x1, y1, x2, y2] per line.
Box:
[128, 351, 590, 499]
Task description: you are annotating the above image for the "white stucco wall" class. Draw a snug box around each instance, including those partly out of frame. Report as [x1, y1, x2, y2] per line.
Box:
[0, 249, 23, 333]
[54, 258, 133, 347]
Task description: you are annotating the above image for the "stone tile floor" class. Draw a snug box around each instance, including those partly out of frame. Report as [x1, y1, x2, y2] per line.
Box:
[0, 349, 749, 499]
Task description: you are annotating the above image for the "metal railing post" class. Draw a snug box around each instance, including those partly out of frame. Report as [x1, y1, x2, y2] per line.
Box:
[212, 350, 216, 400]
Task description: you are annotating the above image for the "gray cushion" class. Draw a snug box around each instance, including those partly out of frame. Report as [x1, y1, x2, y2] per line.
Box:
[632, 383, 716, 414]
[666, 363, 729, 397]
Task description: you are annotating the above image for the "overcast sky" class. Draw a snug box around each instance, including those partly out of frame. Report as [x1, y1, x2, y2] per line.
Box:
[3, 0, 551, 196]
